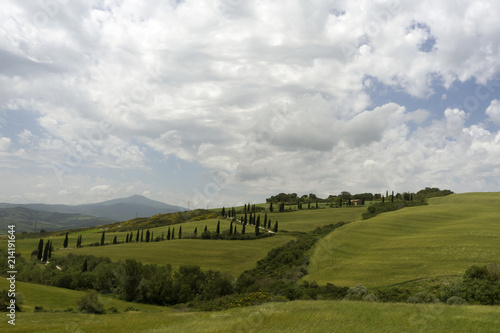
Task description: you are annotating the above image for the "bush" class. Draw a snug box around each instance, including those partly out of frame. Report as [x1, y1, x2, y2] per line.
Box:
[446, 296, 467, 305]
[407, 291, 439, 304]
[362, 293, 379, 302]
[34, 306, 45, 312]
[77, 290, 105, 314]
[344, 284, 371, 301]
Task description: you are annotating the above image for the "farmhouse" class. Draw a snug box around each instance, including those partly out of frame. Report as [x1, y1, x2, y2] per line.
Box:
[351, 199, 362, 206]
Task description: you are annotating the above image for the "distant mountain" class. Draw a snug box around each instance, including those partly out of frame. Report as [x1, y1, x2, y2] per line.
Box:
[0, 207, 115, 233]
[0, 195, 186, 226]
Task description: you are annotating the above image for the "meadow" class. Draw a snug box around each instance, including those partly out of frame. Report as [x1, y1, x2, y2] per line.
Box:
[1, 298, 499, 333]
[306, 192, 500, 288]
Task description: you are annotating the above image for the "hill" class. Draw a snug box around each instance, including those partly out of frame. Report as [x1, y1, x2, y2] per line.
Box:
[0, 207, 115, 233]
[0, 195, 186, 225]
[306, 192, 500, 288]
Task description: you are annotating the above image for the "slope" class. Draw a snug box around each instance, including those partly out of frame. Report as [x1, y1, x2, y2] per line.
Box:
[306, 192, 500, 288]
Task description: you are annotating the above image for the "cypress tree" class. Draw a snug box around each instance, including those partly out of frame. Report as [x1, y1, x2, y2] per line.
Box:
[204, 225, 208, 232]
[100, 231, 105, 246]
[141, 229, 144, 242]
[234, 225, 237, 234]
[172, 228, 175, 239]
[244, 204, 247, 213]
[273, 221, 278, 233]
[178, 226, 182, 239]
[146, 230, 150, 242]
[167, 227, 171, 240]
[264, 213, 267, 227]
[269, 202, 273, 212]
[82, 259, 88, 272]
[130, 232, 133, 242]
[308, 202, 311, 209]
[126, 234, 129, 243]
[391, 191, 394, 203]
[255, 219, 260, 236]
[268, 218, 272, 229]
[136, 230, 140, 242]
[63, 232, 69, 248]
[232, 207, 235, 217]
[242, 223, 246, 235]
[229, 222, 233, 235]
[216, 221, 220, 235]
[222, 207, 226, 217]
[37, 239, 44, 260]
[382, 196, 385, 203]
[42, 240, 49, 262]
[244, 212, 248, 225]
[48, 240, 53, 259]
[194, 227, 198, 238]
[256, 215, 260, 227]
[113, 236, 117, 244]
[316, 202, 319, 209]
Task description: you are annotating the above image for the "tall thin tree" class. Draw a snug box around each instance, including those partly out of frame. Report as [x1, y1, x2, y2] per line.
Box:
[63, 232, 69, 248]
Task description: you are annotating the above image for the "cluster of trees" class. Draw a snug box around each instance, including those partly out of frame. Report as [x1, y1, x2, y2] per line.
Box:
[236, 212, 278, 234]
[33, 239, 53, 262]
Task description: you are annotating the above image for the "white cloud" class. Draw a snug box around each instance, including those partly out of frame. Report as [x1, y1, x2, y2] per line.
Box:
[486, 99, 500, 125]
[1, 0, 500, 204]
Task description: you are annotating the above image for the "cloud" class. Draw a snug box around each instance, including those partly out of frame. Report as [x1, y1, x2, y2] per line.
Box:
[1, 0, 500, 204]
[486, 99, 500, 125]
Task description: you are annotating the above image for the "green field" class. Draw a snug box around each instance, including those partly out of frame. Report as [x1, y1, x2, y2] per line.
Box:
[1, 299, 499, 333]
[306, 193, 500, 288]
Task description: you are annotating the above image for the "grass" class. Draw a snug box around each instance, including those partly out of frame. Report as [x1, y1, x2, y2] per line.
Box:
[306, 193, 500, 288]
[1, 299, 499, 332]
[0, 279, 166, 313]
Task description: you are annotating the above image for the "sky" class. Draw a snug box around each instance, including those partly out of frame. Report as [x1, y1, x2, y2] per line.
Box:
[1, 0, 500, 208]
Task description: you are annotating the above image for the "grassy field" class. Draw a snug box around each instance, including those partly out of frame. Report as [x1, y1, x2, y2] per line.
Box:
[1, 299, 499, 332]
[0, 279, 166, 313]
[306, 192, 500, 288]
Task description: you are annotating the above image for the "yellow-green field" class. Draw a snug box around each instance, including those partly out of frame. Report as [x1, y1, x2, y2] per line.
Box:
[1, 298, 499, 333]
[306, 193, 500, 288]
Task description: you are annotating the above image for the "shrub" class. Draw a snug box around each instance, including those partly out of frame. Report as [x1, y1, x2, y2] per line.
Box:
[407, 291, 439, 304]
[362, 293, 379, 302]
[34, 306, 45, 312]
[446, 296, 467, 305]
[77, 290, 105, 314]
[344, 284, 371, 301]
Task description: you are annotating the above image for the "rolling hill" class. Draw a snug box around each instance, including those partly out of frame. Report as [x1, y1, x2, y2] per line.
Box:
[0, 195, 186, 231]
[306, 192, 500, 288]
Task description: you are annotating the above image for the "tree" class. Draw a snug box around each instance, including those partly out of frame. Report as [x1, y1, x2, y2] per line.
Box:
[48, 240, 53, 259]
[136, 230, 140, 242]
[37, 239, 44, 260]
[216, 221, 220, 235]
[204, 225, 208, 233]
[194, 227, 198, 238]
[101, 231, 105, 246]
[234, 225, 237, 235]
[63, 232, 69, 248]
[172, 227, 175, 239]
[82, 259, 88, 272]
[141, 229, 144, 242]
[242, 223, 246, 235]
[178, 226, 182, 239]
[167, 227, 171, 240]
[273, 221, 278, 233]
[76, 235, 82, 248]
[77, 290, 105, 314]
[113, 236, 117, 244]
[130, 232, 133, 242]
[229, 222, 233, 235]
[42, 240, 50, 262]
[126, 234, 129, 243]
[268, 218, 271, 229]
[391, 191, 394, 203]
[256, 215, 260, 227]
[255, 219, 260, 236]
[244, 213, 248, 225]
[264, 213, 268, 226]
[269, 202, 273, 212]
[146, 230, 150, 242]
[221, 207, 226, 217]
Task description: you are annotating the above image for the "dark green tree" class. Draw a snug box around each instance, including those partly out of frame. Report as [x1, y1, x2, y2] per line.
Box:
[255, 219, 260, 236]
[48, 240, 53, 259]
[273, 221, 278, 233]
[229, 222, 233, 235]
[136, 230, 140, 242]
[167, 227, 171, 240]
[268, 218, 272, 229]
[172, 228, 175, 240]
[256, 215, 260, 227]
[194, 227, 198, 238]
[82, 259, 88, 272]
[42, 240, 50, 262]
[37, 239, 44, 260]
[100, 231, 105, 246]
[146, 230, 150, 242]
[178, 226, 182, 239]
[216, 221, 220, 235]
[63, 232, 69, 248]
[221, 207, 226, 217]
[269, 202, 273, 212]
[141, 229, 144, 242]
[204, 225, 208, 232]
[113, 236, 117, 244]
[242, 223, 246, 235]
[234, 225, 237, 234]
[126, 234, 129, 243]
[244, 212, 248, 225]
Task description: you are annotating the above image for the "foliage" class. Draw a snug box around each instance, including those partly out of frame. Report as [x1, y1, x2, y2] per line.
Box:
[77, 290, 105, 314]
[416, 187, 454, 198]
[362, 200, 427, 220]
[407, 291, 440, 304]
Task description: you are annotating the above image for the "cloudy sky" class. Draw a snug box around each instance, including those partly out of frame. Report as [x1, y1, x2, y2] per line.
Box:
[1, 0, 500, 207]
